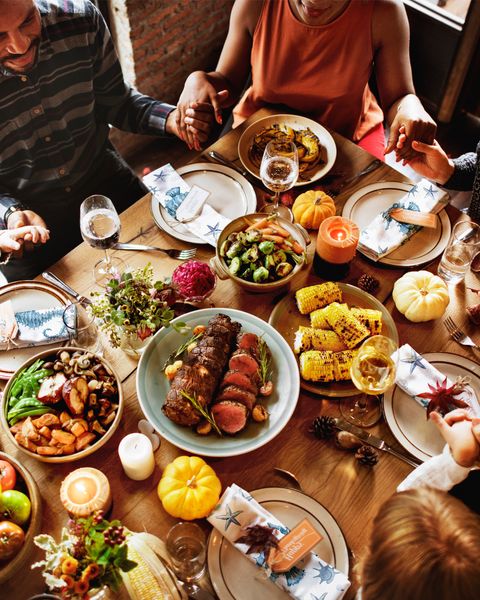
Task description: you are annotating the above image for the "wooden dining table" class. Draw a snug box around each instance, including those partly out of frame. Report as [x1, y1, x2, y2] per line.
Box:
[2, 107, 479, 599]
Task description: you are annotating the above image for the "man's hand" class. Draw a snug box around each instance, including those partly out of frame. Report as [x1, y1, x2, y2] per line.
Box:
[167, 100, 220, 152]
[6, 210, 48, 255]
[430, 409, 480, 468]
[398, 131, 455, 184]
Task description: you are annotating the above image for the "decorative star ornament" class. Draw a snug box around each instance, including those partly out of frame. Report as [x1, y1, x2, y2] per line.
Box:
[401, 350, 427, 374]
[216, 505, 242, 530]
[423, 184, 438, 200]
[147, 185, 159, 195]
[153, 170, 169, 182]
[206, 222, 222, 240]
[408, 184, 418, 197]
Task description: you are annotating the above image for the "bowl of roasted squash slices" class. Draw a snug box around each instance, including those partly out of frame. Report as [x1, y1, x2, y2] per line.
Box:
[1, 347, 123, 463]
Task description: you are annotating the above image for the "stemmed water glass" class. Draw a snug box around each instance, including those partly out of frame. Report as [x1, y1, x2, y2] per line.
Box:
[259, 139, 299, 221]
[80, 195, 124, 285]
[340, 335, 398, 427]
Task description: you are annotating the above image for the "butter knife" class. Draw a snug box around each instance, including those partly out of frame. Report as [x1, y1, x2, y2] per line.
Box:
[208, 151, 250, 178]
[42, 271, 92, 306]
[333, 417, 421, 468]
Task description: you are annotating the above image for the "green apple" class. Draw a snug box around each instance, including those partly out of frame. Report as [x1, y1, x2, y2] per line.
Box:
[0, 489, 31, 525]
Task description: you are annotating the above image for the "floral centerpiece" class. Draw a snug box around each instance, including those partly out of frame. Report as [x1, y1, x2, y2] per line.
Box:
[90, 264, 184, 355]
[32, 512, 136, 599]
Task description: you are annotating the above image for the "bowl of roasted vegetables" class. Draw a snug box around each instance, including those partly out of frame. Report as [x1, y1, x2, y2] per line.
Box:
[0, 451, 42, 583]
[211, 213, 310, 293]
[1, 348, 123, 463]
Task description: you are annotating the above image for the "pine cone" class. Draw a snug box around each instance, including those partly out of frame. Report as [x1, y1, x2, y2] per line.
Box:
[357, 274, 379, 295]
[311, 415, 336, 440]
[355, 445, 379, 466]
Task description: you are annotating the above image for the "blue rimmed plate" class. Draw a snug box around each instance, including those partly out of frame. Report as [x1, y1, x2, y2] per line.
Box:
[136, 308, 300, 457]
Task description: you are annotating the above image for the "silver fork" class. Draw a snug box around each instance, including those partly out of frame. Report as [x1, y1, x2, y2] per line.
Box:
[113, 242, 196, 260]
[444, 316, 479, 349]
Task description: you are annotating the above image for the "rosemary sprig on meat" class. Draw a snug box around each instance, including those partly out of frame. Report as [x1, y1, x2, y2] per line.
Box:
[162, 331, 202, 370]
[257, 337, 272, 386]
[180, 390, 223, 436]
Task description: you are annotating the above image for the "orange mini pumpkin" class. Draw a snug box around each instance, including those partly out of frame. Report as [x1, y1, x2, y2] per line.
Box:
[292, 190, 336, 230]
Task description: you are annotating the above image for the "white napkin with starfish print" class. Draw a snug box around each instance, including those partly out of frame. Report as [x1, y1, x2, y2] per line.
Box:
[392, 344, 480, 416]
[208, 483, 350, 600]
[358, 179, 449, 261]
[143, 164, 229, 246]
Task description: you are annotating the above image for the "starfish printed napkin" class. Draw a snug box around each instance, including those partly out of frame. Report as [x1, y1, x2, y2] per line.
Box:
[358, 179, 449, 261]
[0, 302, 75, 351]
[143, 163, 229, 246]
[208, 483, 350, 600]
[392, 344, 480, 416]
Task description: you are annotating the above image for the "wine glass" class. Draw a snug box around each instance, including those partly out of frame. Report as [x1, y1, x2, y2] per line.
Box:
[340, 335, 398, 427]
[80, 195, 124, 285]
[259, 139, 299, 221]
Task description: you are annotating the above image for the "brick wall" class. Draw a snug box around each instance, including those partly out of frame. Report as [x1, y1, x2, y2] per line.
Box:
[109, 0, 234, 155]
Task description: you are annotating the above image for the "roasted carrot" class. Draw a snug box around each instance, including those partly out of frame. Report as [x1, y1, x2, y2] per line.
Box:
[261, 234, 285, 244]
[268, 222, 290, 238]
[246, 217, 270, 231]
[292, 241, 304, 254]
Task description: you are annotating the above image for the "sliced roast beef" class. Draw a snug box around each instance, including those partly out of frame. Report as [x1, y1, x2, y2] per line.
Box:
[228, 350, 260, 375]
[215, 385, 256, 411]
[237, 332, 259, 356]
[211, 401, 248, 434]
[220, 370, 259, 395]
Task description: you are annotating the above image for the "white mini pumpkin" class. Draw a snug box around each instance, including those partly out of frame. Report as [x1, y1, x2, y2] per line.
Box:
[392, 270, 450, 322]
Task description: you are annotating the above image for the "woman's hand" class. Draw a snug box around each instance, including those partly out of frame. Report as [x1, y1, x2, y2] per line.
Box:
[396, 128, 455, 184]
[430, 409, 480, 468]
[385, 95, 436, 160]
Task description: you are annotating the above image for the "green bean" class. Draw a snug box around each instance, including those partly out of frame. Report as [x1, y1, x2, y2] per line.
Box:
[10, 368, 27, 396]
[8, 397, 45, 416]
[8, 395, 22, 408]
[9, 407, 51, 426]
[25, 358, 44, 375]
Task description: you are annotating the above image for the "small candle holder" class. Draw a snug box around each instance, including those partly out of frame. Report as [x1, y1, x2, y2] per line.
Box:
[118, 433, 155, 480]
[60, 467, 112, 518]
[314, 216, 359, 281]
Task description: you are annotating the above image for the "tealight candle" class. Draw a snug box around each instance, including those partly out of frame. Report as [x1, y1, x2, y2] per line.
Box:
[118, 433, 155, 480]
[60, 467, 112, 517]
[315, 216, 360, 279]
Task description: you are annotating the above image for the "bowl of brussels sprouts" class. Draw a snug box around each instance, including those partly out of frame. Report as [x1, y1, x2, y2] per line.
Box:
[211, 213, 310, 293]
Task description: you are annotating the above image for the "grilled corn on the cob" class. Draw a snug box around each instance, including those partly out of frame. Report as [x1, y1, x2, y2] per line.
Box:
[350, 308, 383, 335]
[332, 349, 357, 381]
[310, 303, 348, 329]
[324, 302, 369, 348]
[299, 350, 335, 382]
[294, 326, 346, 353]
[295, 282, 342, 315]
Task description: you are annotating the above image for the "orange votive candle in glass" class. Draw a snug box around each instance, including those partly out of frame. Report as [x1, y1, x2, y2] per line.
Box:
[316, 216, 360, 264]
[60, 467, 112, 517]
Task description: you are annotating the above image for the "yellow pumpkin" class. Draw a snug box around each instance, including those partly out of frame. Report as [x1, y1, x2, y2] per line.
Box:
[157, 456, 221, 520]
[392, 270, 450, 322]
[292, 190, 336, 230]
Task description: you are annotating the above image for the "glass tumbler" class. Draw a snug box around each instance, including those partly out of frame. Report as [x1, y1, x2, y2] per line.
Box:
[166, 522, 206, 582]
[437, 221, 480, 284]
[62, 301, 101, 354]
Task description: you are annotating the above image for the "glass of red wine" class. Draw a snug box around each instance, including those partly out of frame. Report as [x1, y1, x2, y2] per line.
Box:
[80, 195, 124, 285]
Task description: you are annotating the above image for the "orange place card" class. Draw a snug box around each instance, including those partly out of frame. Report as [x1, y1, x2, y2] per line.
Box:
[389, 208, 437, 229]
[268, 519, 323, 573]
[0, 300, 18, 344]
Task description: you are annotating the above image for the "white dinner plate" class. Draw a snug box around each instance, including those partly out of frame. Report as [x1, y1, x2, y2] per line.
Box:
[342, 182, 451, 267]
[136, 308, 300, 458]
[238, 114, 337, 186]
[150, 163, 257, 244]
[208, 487, 349, 600]
[0, 280, 71, 379]
[383, 352, 480, 462]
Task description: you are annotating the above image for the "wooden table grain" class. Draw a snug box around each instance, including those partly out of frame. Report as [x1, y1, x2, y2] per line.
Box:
[2, 108, 479, 599]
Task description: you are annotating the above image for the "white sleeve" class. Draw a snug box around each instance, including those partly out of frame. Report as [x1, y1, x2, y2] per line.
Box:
[397, 444, 471, 492]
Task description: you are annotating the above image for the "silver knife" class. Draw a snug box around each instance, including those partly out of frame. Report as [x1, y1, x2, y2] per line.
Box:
[42, 271, 92, 306]
[208, 151, 249, 178]
[333, 417, 421, 468]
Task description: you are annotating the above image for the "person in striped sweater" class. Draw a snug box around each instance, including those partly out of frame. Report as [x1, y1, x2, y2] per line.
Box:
[0, 0, 213, 281]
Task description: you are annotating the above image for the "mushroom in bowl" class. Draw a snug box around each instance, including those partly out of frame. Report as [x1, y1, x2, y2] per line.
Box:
[1, 348, 123, 463]
[211, 213, 310, 293]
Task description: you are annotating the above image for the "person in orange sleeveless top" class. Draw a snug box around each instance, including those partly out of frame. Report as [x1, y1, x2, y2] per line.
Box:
[177, 0, 435, 161]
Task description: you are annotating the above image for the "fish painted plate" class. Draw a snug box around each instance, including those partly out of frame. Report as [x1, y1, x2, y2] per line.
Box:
[238, 114, 336, 186]
[150, 163, 257, 244]
[342, 181, 451, 267]
[268, 283, 398, 397]
[136, 308, 300, 457]
[208, 487, 349, 600]
[383, 352, 480, 462]
[0, 280, 71, 379]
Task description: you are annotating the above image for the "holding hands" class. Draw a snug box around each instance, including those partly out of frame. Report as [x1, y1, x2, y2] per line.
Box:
[0, 225, 50, 258]
[430, 409, 480, 468]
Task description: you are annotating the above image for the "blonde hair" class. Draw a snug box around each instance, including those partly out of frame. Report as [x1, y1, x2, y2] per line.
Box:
[359, 487, 480, 600]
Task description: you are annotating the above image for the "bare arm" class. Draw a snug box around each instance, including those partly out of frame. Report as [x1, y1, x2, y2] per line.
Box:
[372, 0, 436, 157]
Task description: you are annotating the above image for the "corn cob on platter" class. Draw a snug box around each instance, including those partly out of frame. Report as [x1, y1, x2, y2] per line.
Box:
[269, 282, 398, 397]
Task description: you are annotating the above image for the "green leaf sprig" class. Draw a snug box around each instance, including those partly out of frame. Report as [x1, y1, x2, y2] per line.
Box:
[257, 337, 272, 386]
[162, 331, 202, 370]
[180, 390, 223, 436]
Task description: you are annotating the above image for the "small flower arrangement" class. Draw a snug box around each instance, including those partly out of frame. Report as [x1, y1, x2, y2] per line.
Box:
[90, 264, 183, 348]
[32, 512, 136, 599]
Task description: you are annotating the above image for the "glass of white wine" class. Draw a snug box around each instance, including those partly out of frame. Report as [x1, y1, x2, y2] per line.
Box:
[80, 195, 124, 285]
[259, 139, 299, 221]
[340, 335, 398, 427]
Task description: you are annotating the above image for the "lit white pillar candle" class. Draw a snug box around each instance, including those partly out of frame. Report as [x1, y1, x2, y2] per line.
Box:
[118, 433, 155, 480]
